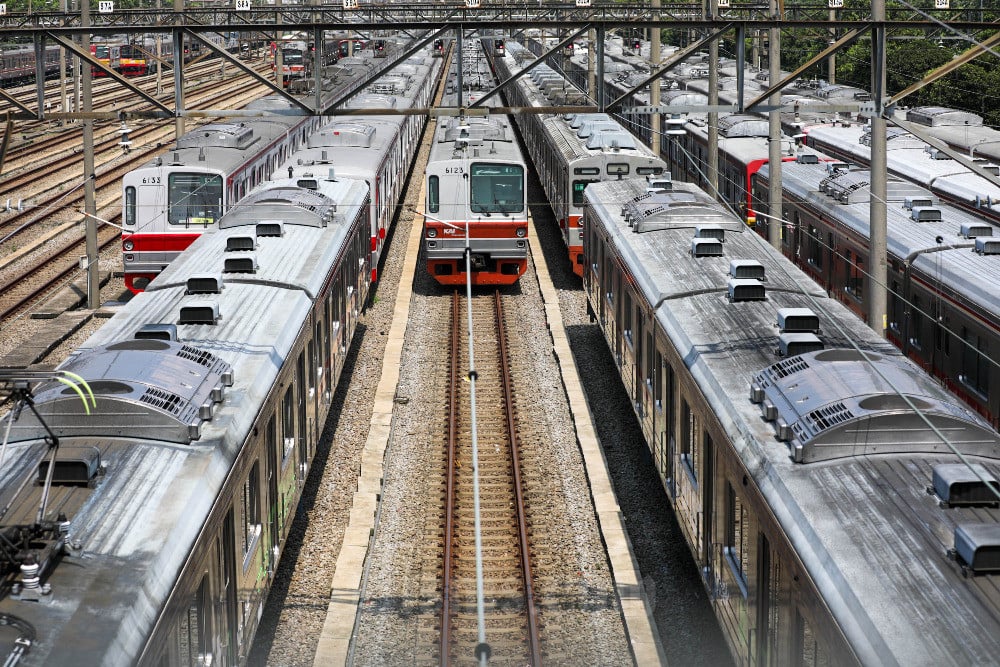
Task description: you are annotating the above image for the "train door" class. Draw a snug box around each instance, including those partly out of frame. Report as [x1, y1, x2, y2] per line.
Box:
[663, 362, 676, 499]
[266, 416, 281, 569]
[296, 352, 310, 468]
[220, 509, 238, 665]
[756, 535, 784, 667]
[702, 432, 714, 568]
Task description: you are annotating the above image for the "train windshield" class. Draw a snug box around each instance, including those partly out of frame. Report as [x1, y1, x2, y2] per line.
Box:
[94, 45, 110, 58]
[469, 163, 524, 215]
[168, 173, 223, 226]
[282, 49, 304, 64]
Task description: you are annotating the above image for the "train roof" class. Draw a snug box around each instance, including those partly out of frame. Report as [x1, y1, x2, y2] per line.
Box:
[585, 176, 1000, 664]
[0, 176, 368, 663]
[806, 122, 1000, 216]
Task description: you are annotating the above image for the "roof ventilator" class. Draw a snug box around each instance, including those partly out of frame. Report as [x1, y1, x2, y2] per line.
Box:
[975, 238, 1000, 255]
[224, 254, 258, 274]
[911, 207, 942, 223]
[929, 464, 1000, 508]
[691, 238, 723, 257]
[134, 323, 178, 342]
[226, 235, 255, 252]
[696, 226, 725, 242]
[960, 223, 993, 239]
[37, 447, 103, 487]
[256, 221, 284, 237]
[924, 146, 951, 160]
[730, 259, 765, 281]
[728, 278, 766, 302]
[777, 308, 820, 334]
[179, 301, 221, 325]
[796, 154, 819, 164]
[904, 197, 934, 210]
[950, 523, 1000, 575]
[778, 333, 824, 357]
[186, 274, 223, 295]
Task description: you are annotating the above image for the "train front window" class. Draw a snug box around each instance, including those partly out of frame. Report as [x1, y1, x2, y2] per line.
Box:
[469, 163, 524, 215]
[167, 173, 223, 226]
[124, 186, 136, 226]
[282, 50, 304, 65]
[572, 180, 598, 206]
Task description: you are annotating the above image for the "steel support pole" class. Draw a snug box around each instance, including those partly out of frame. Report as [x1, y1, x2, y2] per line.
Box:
[868, 0, 888, 337]
[81, 1, 99, 309]
[767, 0, 782, 248]
[650, 0, 661, 156]
[174, 0, 185, 136]
[707, 0, 719, 198]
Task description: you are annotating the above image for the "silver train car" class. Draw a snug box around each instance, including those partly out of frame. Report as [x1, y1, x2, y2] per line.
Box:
[583, 174, 1000, 665]
[490, 39, 667, 277]
[754, 155, 1000, 430]
[803, 109, 1000, 224]
[121, 46, 388, 293]
[275, 52, 442, 283]
[424, 38, 529, 286]
[0, 171, 372, 664]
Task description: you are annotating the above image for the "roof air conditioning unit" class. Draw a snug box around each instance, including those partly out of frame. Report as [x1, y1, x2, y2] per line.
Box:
[904, 197, 934, 210]
[134, 323, 178, 341]
[796, 154, 819, 164]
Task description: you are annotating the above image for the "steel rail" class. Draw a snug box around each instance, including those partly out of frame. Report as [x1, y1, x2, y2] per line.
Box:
[440, 289, 461, 665]
[493, 290, 542, 666]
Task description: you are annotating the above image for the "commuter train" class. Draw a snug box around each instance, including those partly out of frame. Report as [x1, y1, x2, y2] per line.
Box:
[274, 34, 341, 86]
[583, 173, 1000, 666]
[0, 43, 66, 86]
[0, 169, 374, 665]
[121, 45, 399, 293]
[753, 155, 1000, 430]
[423, 39, 528, 286]
[490, 40, 667, 276]
[121, 97, 326, 293]
[802, 107, 1000, 223]
[274, 54, 442, 282]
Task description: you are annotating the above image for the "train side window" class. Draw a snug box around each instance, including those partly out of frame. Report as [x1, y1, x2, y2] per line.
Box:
[724, 481, 750, 597]
[428, 175, 439, 213]
[623, 291, 633, 345]
[910, 295, 924, 351]
[960, 327, 989, 397]
[282, 387, 295, 463]
[124, 186, 136, 226]
[296, 352, 308, 462]
[794, 610, 832, 667]
[807, 225, 821, 268]
[681, 400, 697, 485]
[846, 251, 864, 302]
[242, 460, 261, 559]
[178, 574, 212, 667]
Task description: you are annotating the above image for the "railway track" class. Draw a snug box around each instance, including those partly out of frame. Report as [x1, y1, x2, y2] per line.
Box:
[434, 289, 541, 665]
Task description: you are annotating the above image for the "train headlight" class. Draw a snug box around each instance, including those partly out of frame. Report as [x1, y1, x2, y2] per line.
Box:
[427, 228, 438, 238]
[123, 240, 134, 251]
[515, 227, 527, 238]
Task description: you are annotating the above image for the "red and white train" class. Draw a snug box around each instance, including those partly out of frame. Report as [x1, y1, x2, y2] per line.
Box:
[120, 97, 326, 293]
[423, 40, 528, 286]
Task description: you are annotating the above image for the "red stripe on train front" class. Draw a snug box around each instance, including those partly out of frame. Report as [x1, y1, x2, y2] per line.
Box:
[124, 232, 203, 253]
